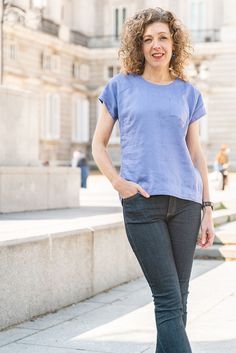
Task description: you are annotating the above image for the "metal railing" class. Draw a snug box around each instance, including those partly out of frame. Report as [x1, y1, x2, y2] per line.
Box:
[70, 30, 89, 47]
[87, 35, 121, 48]
[40, 24, 221, 47]
[41, 18, 59, 37]
[70, 32, 121, 48]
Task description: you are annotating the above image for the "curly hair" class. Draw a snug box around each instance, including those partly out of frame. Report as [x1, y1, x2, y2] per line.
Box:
[118, 7, 193, 81]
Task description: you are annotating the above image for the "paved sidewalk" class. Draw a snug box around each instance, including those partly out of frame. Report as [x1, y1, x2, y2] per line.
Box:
[0, 259, 235, 353]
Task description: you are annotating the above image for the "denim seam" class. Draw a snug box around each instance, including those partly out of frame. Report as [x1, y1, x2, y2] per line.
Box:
[125, 222, 154, 285]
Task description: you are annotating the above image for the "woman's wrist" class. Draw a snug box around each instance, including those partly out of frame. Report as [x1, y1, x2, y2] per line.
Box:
[203, 206, 213, 214]
[111, 175, 124, 190]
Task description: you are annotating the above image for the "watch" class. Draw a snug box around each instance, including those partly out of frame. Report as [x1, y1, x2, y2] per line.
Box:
[202, 201, 214, 210]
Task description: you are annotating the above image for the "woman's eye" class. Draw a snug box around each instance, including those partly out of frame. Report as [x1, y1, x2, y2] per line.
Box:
[160, 36, 167, 40]
[143, 38, 152, 43]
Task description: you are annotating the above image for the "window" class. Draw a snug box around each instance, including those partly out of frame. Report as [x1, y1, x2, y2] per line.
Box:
[190, 0, 205, 30]
[72, 62, 90, 81]
[106, 65, 120, 79]
[9, 43, 17, 60]
[73, 61, 80, 79]
[7, 41, 17, 61]
[42, 93, 60, 140]
[42, 52, 60, 73]
[73, 96, 89, 142]
[189, 0, 206, 41]
[42, 53, 51, 71]
[114, 7, 127, 38]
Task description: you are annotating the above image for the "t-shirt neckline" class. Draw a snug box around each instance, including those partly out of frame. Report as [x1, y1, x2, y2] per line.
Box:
[138, 75, 178, 87]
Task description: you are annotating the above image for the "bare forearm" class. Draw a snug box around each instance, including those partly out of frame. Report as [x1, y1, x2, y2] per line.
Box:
[195, 149, 215, 246]
[194, 149, 211, 202]
[92, 144, 121, 187]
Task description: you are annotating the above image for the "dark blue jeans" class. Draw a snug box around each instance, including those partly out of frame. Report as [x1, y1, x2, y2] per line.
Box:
[122, 193, 202, 353]
[80, 165, 89, 188]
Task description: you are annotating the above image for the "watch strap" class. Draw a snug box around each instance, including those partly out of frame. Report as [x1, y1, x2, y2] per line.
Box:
[202, 201, 214, 210]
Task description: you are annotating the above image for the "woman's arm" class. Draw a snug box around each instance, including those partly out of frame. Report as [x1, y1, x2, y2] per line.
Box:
[92, 103, 149, 198]
[186, 120, 215, 248]
[91, 103, 120, 184]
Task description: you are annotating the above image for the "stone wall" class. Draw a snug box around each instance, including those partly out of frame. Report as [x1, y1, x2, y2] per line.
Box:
[0, 166, 81, 213]
[0, 220, 142, 330]
[0, 87, 39, 166]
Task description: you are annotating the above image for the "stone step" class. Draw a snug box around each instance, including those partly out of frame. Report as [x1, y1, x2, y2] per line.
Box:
[214, 221, 236, 244]
[195, 221, 236, 260]
[213, 201, 224, 210]
[214, 231, 236, 245]
[212, 208, 236, 226]
[194, 244, 236, 261]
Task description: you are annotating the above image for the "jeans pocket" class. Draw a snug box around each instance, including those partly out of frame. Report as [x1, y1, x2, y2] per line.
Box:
[122, 192, 141, 202]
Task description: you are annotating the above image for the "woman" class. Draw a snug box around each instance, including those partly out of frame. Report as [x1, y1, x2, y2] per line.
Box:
[92, 7, 215, 353]
[214, 144, 229, 190]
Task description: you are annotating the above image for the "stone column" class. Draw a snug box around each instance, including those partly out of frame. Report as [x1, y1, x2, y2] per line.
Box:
[221, 0, 236, 41]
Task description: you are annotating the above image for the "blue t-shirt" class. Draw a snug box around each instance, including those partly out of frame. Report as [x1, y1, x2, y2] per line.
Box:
[98, 73, 206, 204]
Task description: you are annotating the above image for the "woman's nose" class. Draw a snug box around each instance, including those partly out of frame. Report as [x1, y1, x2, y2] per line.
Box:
[152, 41, 161, 49]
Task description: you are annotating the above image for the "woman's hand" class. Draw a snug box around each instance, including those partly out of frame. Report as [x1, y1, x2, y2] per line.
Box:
[197, 208, 215, 248]
[112, 176, 150, 199]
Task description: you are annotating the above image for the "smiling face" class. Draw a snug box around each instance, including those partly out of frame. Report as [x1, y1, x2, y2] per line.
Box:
[142, 21, 173, 71]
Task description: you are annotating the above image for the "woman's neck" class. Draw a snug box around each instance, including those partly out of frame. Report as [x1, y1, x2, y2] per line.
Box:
[142, 67, 173, 83]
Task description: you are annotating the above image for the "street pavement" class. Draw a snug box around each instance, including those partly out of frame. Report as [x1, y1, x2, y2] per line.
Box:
[0, 172, 236, 352]
[0, 260, 235, 353]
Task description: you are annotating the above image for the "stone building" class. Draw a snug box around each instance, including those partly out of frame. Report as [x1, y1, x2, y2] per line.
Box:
[1, 0, 236, 169]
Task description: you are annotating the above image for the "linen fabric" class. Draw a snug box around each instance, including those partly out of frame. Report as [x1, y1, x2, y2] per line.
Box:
[98, 73, 206, 204]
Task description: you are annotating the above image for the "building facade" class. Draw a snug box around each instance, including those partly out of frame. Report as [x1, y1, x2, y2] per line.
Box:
[1, 0, 236, 169]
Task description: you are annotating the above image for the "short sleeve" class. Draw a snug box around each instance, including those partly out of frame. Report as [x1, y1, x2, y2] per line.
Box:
[189, 90, 206, 124]
[98, 78, 118, 121]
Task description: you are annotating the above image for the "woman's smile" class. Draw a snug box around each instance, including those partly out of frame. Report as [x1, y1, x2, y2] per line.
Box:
[152, 52, 165, 60]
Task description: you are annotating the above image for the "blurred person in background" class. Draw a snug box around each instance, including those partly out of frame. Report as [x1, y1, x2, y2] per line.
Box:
[71, 150, 89, 188]
[214, 144, 230, 190]
[92, 7, 215, 353]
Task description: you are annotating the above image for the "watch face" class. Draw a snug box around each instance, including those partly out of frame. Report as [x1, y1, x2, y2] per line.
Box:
[202, 202, 214, 210]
